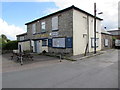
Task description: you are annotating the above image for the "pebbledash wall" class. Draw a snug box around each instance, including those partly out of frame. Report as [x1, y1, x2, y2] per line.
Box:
[17, 5, 103, 56]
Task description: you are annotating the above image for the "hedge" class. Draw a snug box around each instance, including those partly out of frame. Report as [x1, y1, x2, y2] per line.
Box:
[3, 40, 18, 50]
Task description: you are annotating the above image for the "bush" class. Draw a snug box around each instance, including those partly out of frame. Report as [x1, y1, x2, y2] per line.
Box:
[3, 40, 18, 50]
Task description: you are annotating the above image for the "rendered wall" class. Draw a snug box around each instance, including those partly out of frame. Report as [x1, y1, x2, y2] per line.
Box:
[18, 41, 30, 52]
[73, 9, 102, 55]
[88, 17, 102, 53]
[73, 9, 88, 55]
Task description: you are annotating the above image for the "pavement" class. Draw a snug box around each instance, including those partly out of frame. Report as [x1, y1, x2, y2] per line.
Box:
[2, 49, 119, 88]
[64, 49, 113, 61]
[2, 53, 67, 73]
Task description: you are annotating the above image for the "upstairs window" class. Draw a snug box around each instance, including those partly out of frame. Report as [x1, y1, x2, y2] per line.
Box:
[52, 16, 58, 31]
[19, 36, 24, 41]
[96, 20, 101, 32]
[32, 23, 36, 34]
[41, 21, 46, 33]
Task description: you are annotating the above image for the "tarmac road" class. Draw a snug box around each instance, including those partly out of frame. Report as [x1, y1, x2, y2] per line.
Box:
[2, 49, 118, 88]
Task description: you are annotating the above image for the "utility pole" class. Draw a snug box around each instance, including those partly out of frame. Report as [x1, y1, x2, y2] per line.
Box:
[94, 3, 97, 54]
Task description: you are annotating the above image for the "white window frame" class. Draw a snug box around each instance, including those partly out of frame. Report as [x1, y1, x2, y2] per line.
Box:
[91, 38, 99, 48]
[41, 21, 46, 33]
[104, 39, 108, 47]
[19, 36, 25, 41]
[52, 16, 58, 31]
[32, 23, 36, 34]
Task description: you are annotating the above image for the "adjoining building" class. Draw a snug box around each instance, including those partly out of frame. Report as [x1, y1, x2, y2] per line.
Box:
[17, 5, 103, 56]
[108, 30, 120, 39]
[101, 29, 113, 50]
[16, 33, 31, 53]
[108, 29, 120, 48]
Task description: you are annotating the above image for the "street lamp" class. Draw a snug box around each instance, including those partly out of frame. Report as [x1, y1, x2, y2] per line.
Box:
[94, 3, 103, 54]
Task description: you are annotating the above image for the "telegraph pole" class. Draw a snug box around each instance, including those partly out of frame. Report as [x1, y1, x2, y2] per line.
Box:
[94, 3, 97, 54]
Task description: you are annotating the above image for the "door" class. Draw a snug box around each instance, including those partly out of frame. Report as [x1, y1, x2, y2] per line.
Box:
[18, 43, 23, 53]
[34, 40, 40, 53]
[31, 40, 35, 52]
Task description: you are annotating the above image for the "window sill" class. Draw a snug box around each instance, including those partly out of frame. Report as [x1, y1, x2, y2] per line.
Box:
[41, 32, 46, 34]
[52, 29, 59, 32]
[33, 33, 37, 35]
[52, 47, 66, 49]
[42, 45, 48, 47]
[91, 46, 99, 48]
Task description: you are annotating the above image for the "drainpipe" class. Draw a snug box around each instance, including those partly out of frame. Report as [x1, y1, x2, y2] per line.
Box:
[87, 15, 89, 53]
[84, 15, 89, 56]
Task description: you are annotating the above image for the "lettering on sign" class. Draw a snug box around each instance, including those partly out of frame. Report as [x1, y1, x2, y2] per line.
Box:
[34, 33, 49, 38]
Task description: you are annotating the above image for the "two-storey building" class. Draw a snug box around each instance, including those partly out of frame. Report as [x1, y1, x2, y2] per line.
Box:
[17, 5, 103, 55]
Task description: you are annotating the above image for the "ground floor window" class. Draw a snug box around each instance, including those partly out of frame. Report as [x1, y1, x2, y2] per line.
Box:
[52, 38, 65, 48]
[91, 38, 99, 48]
[42, 39, 47, 46]
[104, 39, 108, 47]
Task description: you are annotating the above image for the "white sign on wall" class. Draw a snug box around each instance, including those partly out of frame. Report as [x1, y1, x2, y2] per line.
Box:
[52, 38, 65, 48]
[50, 32, 59, 37]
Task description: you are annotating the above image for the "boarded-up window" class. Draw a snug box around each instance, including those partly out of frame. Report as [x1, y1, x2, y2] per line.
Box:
[52, 38, 65, 48]
[32, 24, 36, 34]
[41, 21, 46, 32]
[52, 16, 58, 31]
[104, 39, 108, 47]
[91, 38, 99, 48]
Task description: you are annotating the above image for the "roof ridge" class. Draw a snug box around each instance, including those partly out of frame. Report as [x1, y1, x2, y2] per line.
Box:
[25, 5, 103, 25]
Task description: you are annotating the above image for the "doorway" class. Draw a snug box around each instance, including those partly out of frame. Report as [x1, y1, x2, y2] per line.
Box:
[34, 40, 41, 53]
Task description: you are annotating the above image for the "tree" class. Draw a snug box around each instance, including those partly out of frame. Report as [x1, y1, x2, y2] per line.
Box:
[1, 34, 7, 40]
[0, 34, 10, 44]
[0, 34, 11, 50]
